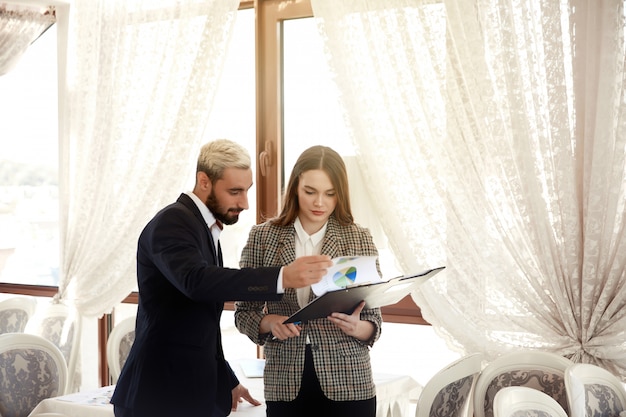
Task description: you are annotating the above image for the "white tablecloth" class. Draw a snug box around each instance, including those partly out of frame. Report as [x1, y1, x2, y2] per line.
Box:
[29, 360, 420, 417]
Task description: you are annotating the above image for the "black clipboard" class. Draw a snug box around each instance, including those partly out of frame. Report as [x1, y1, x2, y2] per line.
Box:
[283, 266, 445, 324]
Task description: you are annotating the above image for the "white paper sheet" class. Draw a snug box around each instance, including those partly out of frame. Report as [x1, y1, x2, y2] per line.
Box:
[311, 255, 382, 296]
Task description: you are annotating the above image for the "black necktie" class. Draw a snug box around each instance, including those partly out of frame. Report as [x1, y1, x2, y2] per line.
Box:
[217, 240, 223, 267]
[210, 221, 223, 267]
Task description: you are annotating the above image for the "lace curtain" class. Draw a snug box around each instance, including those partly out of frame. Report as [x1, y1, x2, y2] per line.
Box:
[0, 3, 55, 76]
[311, 0, 626, 377]
[58, 0, 240, 317]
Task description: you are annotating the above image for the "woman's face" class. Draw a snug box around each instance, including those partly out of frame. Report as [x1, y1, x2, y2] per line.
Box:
[296, 169, 337, 234]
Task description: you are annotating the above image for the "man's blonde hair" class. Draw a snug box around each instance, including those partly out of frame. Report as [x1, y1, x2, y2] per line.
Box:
[197, 139, 251, 182]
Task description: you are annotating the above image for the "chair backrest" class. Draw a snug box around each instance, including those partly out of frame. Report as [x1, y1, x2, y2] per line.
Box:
[0, 332, 67, 417]
[106, 315, 136, 383]
[473, 350, 573, 417]
[415, 353, 484, 417]
[25, 301, 82, 393]
[0, 296, 38, 334]
[564, 363, 626, 417]
[494, 386, 568, 417]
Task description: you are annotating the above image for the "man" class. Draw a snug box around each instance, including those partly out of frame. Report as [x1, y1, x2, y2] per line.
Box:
[111, 139, 332, 417]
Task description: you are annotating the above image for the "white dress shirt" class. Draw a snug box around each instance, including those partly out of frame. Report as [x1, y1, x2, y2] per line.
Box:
[293, 216, 326, 308]
[185, 191, 221, 254]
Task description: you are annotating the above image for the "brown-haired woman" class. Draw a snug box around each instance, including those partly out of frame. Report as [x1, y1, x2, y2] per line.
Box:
[235, 145, 382, 417]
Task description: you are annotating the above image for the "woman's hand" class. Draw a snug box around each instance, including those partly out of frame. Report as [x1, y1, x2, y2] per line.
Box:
[327, 301, 374, 341]
[260, 314, 302, 340]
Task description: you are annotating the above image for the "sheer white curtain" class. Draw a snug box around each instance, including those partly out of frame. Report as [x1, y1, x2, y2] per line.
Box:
[311, 0, 626, 377]
[58, 0, 240, 317]
[0, 3, 55, 75]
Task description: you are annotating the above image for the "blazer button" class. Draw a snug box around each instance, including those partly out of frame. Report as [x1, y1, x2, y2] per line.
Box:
[311, 344, 320, 351]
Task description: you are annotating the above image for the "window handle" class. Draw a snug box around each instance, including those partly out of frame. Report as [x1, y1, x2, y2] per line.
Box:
[259, 140, 273, 177]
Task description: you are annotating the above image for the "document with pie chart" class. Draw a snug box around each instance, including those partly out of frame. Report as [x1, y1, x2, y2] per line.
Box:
[284, 262, 445, 324]
[311, 255, 382, 297]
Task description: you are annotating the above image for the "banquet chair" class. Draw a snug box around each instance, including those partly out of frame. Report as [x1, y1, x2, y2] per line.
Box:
[0, 295, 38, 334]
[415, 353, 484, 417]
[0, 333, 67, 417]
[494, 386, 568, 417]
[26, 301, 82, 393]
[473, 350, 573, 417]
[106, 315, 136, 383]
[564, 363, 626, 417]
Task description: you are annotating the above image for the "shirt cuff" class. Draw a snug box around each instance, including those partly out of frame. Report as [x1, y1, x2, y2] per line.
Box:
[277, 267, 285, 294]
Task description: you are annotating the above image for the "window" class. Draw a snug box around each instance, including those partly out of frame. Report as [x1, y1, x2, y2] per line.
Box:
[282, 16, 402, 279]
[202, 7, 256, 269]
[256, 0, 421, 322]
[0, 23, 59, 287]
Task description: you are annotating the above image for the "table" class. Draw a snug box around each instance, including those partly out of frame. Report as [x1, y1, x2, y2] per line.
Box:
[28, 360, 420, 417]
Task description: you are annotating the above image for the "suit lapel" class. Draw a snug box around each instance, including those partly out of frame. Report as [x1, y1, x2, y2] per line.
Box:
[274, 225, 297, 301]
[277, 225, 297, 265]
[177, 193, 219, 265]
[321, 216, 341, 258]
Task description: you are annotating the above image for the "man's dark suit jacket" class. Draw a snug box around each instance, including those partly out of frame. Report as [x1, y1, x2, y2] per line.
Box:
[111, 193, 282, 417]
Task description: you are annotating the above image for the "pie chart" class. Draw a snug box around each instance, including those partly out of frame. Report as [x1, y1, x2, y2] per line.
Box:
[333, 266, 357, 288]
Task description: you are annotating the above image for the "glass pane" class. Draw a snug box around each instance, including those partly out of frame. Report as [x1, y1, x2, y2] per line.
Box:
[0, 25, 59, 286]
[202, 8, 256, 268]
[282, 18, 402, 278]
[282, 19, 355, 162]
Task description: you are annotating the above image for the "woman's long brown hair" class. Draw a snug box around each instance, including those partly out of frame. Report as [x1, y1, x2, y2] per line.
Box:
[272, 145, 354, 227]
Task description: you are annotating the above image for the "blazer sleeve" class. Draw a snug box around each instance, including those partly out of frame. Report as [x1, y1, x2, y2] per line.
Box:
[355, 225, 383, 346]
[226, 360, 239, 390]
[144, 205, 281, 303]
[234, 225, 272, 345]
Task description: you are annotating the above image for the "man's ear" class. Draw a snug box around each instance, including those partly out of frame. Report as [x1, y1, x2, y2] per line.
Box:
[196, 171, 212, 192]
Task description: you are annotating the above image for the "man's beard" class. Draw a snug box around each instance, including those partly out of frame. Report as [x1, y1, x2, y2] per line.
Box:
[206, 191, 240, 225]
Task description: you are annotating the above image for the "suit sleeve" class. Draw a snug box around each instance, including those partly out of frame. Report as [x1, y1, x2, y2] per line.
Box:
[357, 226, 383, 346]
[234, 225, 272, 345]
[226, 360, 239, 390]
[143, 206, 281, 303]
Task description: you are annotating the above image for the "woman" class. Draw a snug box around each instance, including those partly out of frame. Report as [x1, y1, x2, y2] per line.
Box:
[234, 145, 382, 417]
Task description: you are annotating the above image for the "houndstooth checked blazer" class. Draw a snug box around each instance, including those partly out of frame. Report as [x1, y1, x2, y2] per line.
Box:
[234, 215, 383, 402]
